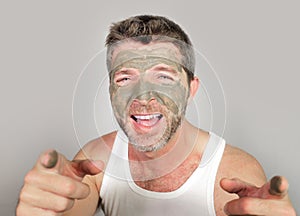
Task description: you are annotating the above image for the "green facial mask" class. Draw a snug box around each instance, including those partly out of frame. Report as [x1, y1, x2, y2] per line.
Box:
[109, 45, 191, 152]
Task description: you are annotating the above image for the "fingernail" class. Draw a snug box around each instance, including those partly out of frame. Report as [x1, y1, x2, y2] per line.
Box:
[269, 176, 282, 195]
[42, 150, 58, 168]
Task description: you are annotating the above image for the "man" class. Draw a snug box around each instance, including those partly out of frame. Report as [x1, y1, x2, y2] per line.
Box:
[16, 15, 296, 216]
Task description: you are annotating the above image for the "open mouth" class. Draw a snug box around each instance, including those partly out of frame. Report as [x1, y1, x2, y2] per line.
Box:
[131, 113, 163, 128]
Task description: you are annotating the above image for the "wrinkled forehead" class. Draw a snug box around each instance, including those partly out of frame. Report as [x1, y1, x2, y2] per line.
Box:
[109, 39, 186, 73]
[110, 41, 182, 71]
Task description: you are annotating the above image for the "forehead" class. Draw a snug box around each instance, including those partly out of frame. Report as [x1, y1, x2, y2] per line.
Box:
[110, 40, 183, 69]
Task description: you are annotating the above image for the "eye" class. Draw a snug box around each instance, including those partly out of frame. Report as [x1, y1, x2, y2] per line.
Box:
[154, 72, 176, 84]
[115, 76, 131, 86]
[113, 68, 139, 86]
[149, 65, 178, 84]
[158, 74, 173, 80]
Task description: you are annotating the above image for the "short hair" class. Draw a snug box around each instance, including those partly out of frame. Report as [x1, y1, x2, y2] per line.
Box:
[105, 15, 195, 83]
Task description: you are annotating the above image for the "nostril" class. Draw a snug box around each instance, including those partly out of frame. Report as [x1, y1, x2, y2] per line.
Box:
[135, 91, 155, 101]
[132, 97, 156, 106]
[131, 99, 146, 107]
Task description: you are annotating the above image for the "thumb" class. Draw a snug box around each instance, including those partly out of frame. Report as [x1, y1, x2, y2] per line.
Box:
[70, 159, 104, 178]
[38, 149, 104, 180]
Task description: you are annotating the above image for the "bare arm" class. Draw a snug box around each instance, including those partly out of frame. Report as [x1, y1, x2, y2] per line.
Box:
[214, 145, 296, 216]
[220, 176, 295, 215]
[64, 132, 115, 215]
[63, 150, 104, 216]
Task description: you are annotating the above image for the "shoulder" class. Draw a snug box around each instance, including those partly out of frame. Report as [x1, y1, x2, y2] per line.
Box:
[75, 131, 117, 160]
[219, 144, 266, 184]
[213, 144, 267, 215]
[73, 131, 118, 189]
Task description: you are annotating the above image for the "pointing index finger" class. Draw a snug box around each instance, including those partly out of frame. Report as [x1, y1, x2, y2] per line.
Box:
[40, 150, 58, 169]
[269, 176, 288, 197]
[37, 149, 104, 181]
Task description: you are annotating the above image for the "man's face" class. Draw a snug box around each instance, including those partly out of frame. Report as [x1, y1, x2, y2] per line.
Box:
[109, 40, 191, 152]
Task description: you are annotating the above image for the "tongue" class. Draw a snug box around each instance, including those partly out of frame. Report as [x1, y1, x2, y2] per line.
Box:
[136, 117, 160, 127]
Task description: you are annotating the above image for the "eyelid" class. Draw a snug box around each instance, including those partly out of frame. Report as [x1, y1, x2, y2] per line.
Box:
[153, 70, 178, 81]
[115, 75, 130, 83]
[114, 68, 137, 79]
[114, 69, 139, 86]
[149, 65, 179, 75]
[150, 63, 179, 71]
[157, 72, 174, 79]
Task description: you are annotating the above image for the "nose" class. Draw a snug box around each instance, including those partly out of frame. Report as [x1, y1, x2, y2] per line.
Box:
[135, 90, 155, 101]
[132, 95, 156, 106]
[132, 79, 156, 103]
[130, 79, 162, 109]
[131, 94, 159, 111]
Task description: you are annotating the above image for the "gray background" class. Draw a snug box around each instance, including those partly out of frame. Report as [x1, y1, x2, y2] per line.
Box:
[1, 0, 299, 215]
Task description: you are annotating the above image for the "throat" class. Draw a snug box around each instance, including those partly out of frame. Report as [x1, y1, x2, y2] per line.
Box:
[130, 153, 201, 192]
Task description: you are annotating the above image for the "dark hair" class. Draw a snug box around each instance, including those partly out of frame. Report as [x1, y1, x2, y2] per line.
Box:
[105, 15, 195, 83]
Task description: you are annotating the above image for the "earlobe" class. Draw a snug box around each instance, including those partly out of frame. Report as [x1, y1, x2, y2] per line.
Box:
[189, 76, 200, 99]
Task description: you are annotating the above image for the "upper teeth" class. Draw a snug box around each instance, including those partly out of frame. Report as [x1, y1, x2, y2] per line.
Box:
[134, 114, 161, 120]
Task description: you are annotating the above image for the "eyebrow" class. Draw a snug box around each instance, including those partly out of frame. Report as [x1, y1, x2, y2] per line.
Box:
[112, 63, 181, 77]
[149, 64, 180, 74]
[114, 68, 137, 76]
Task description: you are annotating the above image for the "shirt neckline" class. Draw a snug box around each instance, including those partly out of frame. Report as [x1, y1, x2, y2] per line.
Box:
[118, 131, 220, 199]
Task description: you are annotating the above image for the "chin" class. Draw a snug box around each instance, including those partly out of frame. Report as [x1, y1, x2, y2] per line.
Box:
[117, 110, 184, 152]
[125, 119, 182, 153]
[125, 128, 170, 152]
[131, 135, 171, 152]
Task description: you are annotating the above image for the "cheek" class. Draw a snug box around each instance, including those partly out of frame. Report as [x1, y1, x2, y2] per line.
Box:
[110, 86, 133, 117]
[109, 81, 189, 117]
[156, 93, 179, 114]
[156, 85, 189, 113]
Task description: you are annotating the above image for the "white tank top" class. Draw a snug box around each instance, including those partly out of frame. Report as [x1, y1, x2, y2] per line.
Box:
[100, 131, 225, 216]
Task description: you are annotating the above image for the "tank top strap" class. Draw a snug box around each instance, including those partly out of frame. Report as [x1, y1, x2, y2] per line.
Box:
[111, 130, 128, 159]
[199, 132, 225, 167]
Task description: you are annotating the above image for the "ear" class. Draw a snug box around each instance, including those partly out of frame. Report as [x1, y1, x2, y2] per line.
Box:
[188, 76, 200, 102]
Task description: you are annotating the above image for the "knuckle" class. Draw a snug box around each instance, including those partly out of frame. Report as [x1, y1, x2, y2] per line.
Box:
[79, 183, 90, 198]
[16, 202, 31, 216]
[55, 197, 74, 212]
[24, 170, 36, 183]
[19, 186, 30, 203]
[18, 192, 26, 203]
[64, 180, 77, 196]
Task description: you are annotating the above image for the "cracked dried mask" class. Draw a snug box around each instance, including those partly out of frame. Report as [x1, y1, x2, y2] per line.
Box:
[109, 40, 191, 152]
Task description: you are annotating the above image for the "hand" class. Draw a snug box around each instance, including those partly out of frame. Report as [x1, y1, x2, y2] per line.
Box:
[16, 149, 104, 216]
[220, 176, 296, 216]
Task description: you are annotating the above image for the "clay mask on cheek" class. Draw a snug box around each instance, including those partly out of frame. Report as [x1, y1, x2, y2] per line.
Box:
[111, 81, 189, 152]
[109, 45, 190, 151]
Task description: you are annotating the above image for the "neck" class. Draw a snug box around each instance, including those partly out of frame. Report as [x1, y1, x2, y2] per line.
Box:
[128, 119, 201, 181]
